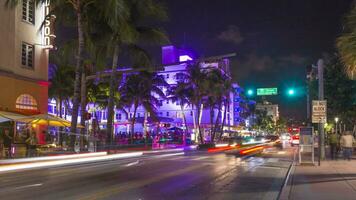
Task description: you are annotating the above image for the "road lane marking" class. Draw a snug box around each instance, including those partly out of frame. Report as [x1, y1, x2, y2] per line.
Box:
[125, 161, 140, 167]
[0, 183, 43, 192]
[191, 156, 209, 161]
[14, 183, 43, 190]
[152, 152, 185, 158]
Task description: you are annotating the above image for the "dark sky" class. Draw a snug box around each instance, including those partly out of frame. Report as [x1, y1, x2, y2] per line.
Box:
[161, 0, 353, 120]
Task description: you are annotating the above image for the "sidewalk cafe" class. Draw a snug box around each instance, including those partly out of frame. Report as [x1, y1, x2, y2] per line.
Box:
[0, 111, 84, 159]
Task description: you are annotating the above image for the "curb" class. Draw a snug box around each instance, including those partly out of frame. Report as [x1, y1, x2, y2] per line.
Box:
[277, 149, 297, 200]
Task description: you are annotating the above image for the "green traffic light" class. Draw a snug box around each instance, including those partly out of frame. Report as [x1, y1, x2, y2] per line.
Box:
[288, 89, 295, 96]
[247, 89, 253, 96]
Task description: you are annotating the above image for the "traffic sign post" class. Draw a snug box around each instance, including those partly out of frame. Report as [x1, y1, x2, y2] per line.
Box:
[312, 100, 327, 123]
[312, 100, 327, 166]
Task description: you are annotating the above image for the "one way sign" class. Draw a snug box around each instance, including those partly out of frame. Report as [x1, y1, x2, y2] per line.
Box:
[312, 100, 327, 123]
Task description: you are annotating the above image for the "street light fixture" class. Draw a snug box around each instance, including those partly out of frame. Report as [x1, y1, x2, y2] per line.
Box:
[335, 117, 339, 134]
[334, 117, 339, 123]
[247, 89, 254, 96]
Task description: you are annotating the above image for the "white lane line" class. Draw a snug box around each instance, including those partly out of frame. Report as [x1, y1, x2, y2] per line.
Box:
[125, 160, 139, 167]
[191, 156, 209, 161]
[266, 158, 279, 163]
[152, 152, 185, 158]
[258, 166, 285, 170]
[14, 183, 43, 190]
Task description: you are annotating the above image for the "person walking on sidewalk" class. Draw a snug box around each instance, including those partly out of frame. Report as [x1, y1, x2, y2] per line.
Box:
[340, 131, 355, 161]
[329, 131, 339, 160]
[26, 131, 37, 157]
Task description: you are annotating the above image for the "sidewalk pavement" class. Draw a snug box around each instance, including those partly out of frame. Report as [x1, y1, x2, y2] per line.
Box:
[280, 155, 356, 200]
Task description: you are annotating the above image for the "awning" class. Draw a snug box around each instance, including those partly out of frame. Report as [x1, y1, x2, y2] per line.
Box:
[0, 111, 27, 123]
[16, 114, 85, 128]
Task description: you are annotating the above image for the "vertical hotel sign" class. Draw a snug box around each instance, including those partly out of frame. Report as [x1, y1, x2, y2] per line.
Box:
[44, 0, 55, 48]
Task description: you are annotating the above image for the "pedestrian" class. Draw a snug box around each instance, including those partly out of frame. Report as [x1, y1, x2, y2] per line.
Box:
[26, 131, 37, 157]
[329, 131, 339, 160]
[3, 129, 13, 158]
[340, 131, 355, 161]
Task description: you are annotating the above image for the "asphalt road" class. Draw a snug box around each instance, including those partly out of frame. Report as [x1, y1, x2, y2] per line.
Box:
[0, 146, 293, 200]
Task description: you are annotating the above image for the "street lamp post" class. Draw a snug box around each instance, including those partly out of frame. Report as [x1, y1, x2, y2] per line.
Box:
[335, 117, 339, 134]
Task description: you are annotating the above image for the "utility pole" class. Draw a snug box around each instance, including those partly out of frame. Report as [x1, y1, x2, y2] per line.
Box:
[317, 59, 325, 163]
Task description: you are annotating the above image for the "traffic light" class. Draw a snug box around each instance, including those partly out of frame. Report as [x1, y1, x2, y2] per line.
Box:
[287, 88, 295, 96]
[247, 89, 254, 96]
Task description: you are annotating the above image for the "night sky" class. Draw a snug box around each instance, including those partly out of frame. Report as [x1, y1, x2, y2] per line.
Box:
[162, 0, 353, 120]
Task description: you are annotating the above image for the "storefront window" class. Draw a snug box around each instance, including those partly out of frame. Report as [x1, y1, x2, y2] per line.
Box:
[16, 94, 38, 110]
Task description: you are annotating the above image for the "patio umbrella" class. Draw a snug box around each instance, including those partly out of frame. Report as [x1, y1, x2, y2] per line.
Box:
[17, 114, 85, 128]
[0, 111, 27, 123]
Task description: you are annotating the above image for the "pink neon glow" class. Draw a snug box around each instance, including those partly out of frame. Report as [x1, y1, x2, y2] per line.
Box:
[179, 55, 193, 62]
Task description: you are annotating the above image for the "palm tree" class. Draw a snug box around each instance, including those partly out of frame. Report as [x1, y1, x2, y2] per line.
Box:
[185, 63, 209, 144]
[49, 45, 75, 118]
[218, 79, 233, 141]
[96, 0, 168, 144]
[120, 71, 168, 143]
[167, 81, 193, 144]
[336, 2, 356, 80]
[205, 69, 227, 142]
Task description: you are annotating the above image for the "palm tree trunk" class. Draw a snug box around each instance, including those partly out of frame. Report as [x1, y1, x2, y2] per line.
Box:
[180, 104, 188, 146]
[196, 102, 204, 144]
[80, 72, 87, 151]
[219, 100, 228, 141]
[143, 111, 148, 146]
[130, 103, 138, 144]
[70, 8, 85, 149]
[209, 106, 214, 143]
[107, 45, 120, 146]
[59, 96, 63, 146]
[55, 98, 60, 117]
[213, 102, 222, 143]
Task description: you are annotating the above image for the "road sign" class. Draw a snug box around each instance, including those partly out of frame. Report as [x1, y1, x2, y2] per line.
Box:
[312, 100, 327, 123]
[257, 88, 278, 96]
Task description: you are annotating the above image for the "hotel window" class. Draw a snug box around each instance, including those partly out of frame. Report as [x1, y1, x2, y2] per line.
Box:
[190, 111, 193, 116]
[21, 43, 34, 69]
[22, 0, 35, 24]
[166, 74, 169, 78]
[16, 94, 38, 110]
[166, 112, 169, 117]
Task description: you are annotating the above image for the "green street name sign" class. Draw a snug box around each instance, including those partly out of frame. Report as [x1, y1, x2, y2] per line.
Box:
[257, 88, 278, 96]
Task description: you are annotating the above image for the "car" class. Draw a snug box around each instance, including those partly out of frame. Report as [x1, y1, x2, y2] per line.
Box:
[280, 133, 291, 141]
[290, 134, 300, 146]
